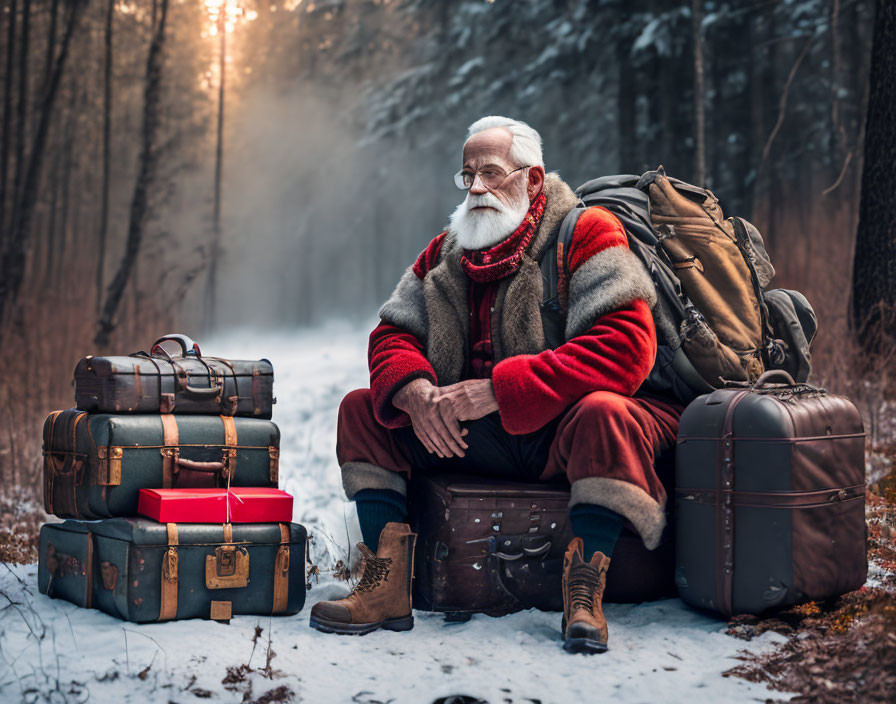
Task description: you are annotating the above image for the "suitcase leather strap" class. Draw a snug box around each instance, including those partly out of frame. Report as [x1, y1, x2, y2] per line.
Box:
[46, 412, 89, 517]
[717, 390, 751, 616]
[159, 523, 179, 621]
[160, 414, 179, 489]
[42, 411, 63, 515]
[221, 416, 237, 480]
[269, 446, 279, 484]
[272, 523, 290, 614]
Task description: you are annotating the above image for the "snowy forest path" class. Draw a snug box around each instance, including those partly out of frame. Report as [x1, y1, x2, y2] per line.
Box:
[0, 324, 789, 703]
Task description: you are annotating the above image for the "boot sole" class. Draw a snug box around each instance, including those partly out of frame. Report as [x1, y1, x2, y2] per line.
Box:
[309, 613, 414, 636]
[563, 636, 608, 655]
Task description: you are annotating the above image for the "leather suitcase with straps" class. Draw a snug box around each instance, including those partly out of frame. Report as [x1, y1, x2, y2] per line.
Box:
[38, 518, 306, 622]
[74, 334, 274, 418]
[675, 369, 867, 617]
[407, 468, 677, 619]
[43, 409, 280, 519]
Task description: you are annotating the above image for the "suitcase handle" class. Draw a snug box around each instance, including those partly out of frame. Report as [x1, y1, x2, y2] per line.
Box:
[151, 334, 202, 359]
[183, 382, 223, 398]
[175, 458, 226, 473]
[492, 541, 552, 561]
[754, 369, 796, 387]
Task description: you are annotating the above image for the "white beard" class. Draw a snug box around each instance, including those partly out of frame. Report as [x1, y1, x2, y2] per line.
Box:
[448, 189, 530, 250]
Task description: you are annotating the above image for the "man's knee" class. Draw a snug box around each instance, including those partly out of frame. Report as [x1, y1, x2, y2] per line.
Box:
[569, 390, 637, 427]
[336, 388, 379, 464]
[338, 388, 374, 427]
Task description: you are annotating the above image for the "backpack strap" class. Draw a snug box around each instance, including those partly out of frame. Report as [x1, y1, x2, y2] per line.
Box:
[540, 204, 584, 306]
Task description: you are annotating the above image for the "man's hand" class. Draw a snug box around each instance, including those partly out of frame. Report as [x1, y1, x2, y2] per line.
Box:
[435, 379, 500, 423]
[393, 378, 469, 458]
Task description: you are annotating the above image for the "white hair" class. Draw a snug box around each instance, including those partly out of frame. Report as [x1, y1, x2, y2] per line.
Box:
[466, 116, 544, 169]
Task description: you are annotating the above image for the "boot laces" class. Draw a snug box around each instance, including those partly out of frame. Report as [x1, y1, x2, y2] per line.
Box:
[351, 543, 392, 594]
[568, 562, 603, 612]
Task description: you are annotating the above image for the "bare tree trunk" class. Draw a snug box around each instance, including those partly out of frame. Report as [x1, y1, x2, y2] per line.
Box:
[55, 86, 76, 284]
[95, 0, 169, 346]
[691, 0, 706, 184]
[42, 141, 61, 287]
[96, 0, 113, 313]
[1, 0, 17, 234]
[43, 0, 59, 89]
[0, 0, 85, 333]
[13, 0, 30, 214]
[744, 11, 759, 217]
[851, 0, 896, 359]
[616, 30, 637, 172]
[205, 10, 226, 332]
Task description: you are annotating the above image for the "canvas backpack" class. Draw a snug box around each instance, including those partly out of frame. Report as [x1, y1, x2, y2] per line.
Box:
[539, 167, 818, 406]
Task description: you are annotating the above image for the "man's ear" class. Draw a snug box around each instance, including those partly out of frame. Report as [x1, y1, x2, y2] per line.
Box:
[527, 166, 545, 201]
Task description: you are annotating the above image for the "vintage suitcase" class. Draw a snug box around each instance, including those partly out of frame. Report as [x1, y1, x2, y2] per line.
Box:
[43, 409, 280, 519]
[675, 369, 867, 617]
[74, 334, 274, 418]
[38, 518, 306, 622]
[407, 471, 676, 618]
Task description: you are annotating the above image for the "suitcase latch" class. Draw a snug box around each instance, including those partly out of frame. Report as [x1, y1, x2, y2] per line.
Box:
[163, 548, 179, 582]
[218, 545, 236, 575]
[96, 446, 123, 486]
[206, 545, 249, 589]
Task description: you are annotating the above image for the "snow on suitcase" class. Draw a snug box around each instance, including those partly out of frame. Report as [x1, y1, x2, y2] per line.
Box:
[408, 472, 677, 619]
[38, 518, 306, 622]
[43, 409, 280, 519]
[74, 334, 274, 418]
[675, 369, 867, 617]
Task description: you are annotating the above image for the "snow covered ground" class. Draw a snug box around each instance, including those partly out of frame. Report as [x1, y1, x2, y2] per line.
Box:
[0, 322, 792, 703]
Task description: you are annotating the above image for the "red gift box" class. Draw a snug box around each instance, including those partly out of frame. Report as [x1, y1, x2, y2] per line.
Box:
[137, 488, 293, 524]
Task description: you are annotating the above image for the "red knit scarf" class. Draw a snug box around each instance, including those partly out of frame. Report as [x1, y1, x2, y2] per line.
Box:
[460, 192, 546, 283]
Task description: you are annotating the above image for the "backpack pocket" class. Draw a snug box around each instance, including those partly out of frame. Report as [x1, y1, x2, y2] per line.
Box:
[763, 289, 817, 383]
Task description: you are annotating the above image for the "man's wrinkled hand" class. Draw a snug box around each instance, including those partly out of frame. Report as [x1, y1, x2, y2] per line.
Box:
[392, 378, 469, 458]
[435, 379, 500, 423]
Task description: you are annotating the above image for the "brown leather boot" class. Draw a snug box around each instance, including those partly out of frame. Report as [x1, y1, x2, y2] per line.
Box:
[309, 522, 417, 635]
[561, 537, 611, 654]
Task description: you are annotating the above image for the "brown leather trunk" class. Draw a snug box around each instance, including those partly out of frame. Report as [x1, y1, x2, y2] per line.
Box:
[675, 370, 867, 617]
[408, 472, 676, 619]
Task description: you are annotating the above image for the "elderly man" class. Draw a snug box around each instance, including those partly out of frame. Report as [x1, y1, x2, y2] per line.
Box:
[310, 116, 684, 654]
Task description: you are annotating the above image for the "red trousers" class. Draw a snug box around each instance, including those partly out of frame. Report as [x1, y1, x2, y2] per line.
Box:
[337, 388, 684, 547]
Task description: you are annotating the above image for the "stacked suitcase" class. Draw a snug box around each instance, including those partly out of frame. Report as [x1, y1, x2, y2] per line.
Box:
[38, 334, 306, 623]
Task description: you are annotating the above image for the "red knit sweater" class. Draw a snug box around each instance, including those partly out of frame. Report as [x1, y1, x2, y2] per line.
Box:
[368, 206, 657, 435]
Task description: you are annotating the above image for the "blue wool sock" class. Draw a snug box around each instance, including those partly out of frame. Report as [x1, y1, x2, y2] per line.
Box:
[353, 489, 408, 553]
[569, 503, 624, 560]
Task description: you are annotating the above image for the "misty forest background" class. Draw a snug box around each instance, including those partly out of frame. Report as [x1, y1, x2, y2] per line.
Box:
[0, 0, 894, 503]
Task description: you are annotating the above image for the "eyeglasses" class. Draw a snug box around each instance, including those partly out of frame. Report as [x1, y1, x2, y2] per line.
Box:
[454, 165, 529, 191]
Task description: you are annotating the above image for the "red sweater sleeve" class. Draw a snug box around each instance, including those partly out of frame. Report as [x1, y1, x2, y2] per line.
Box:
[367, 232, 446, 428]
[368, 321, 437, 428]
[490, 299, 656, 434]
[490, 205, 657, 435]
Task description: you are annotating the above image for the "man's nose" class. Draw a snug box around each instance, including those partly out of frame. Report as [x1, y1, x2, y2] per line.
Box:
[469, 172, 489, 195]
